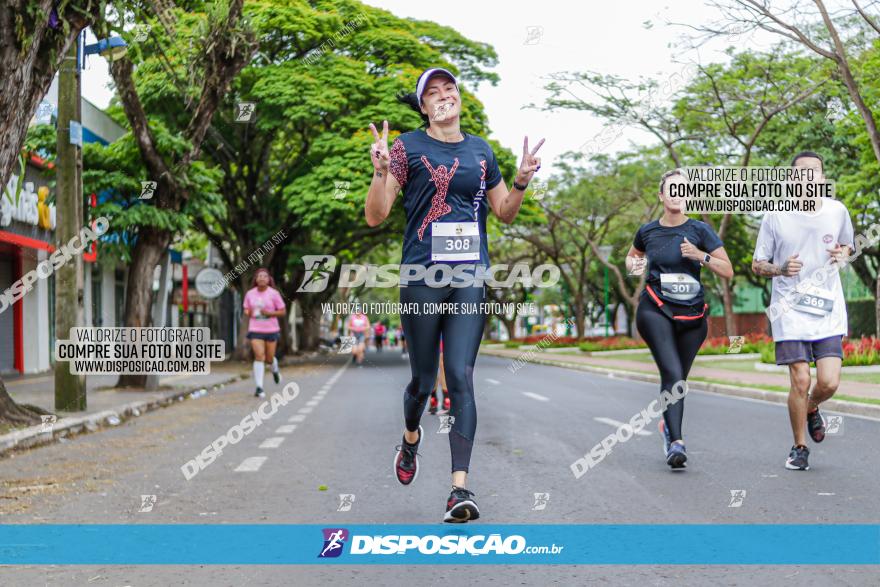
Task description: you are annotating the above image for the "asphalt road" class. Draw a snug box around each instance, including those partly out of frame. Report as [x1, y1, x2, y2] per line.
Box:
[0, 348, 877, 586]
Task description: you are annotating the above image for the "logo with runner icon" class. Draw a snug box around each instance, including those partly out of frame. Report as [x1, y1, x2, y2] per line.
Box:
[823, 234, 834, 244]
[438, 415, 455, 434]
[298, 255, 337, 292]
[825, 415, 844, 435]
[532, 492, 550, 511]
[728, 489, 746, 508]
[139, 494, 157, 512]
[40, 414, 57, 432]
[727, 336, 745, 354]
[337, 494, 355, 512]
[318, 528, 349, 558]
[338, 336, 355, 354]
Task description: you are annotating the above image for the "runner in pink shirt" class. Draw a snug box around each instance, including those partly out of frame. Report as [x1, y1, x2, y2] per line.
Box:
[243, 268, 286, 397]
[347, 309, 370, 366]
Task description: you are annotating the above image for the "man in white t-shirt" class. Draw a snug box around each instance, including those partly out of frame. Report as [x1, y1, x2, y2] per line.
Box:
[752, 151, 854, 471]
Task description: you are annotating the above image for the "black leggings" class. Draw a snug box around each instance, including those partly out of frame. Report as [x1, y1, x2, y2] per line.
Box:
[635, 299, 707, 442]
[400, 285, 486, 473]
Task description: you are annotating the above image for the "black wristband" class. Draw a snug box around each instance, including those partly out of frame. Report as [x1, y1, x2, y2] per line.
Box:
[513, 181, 529, 191]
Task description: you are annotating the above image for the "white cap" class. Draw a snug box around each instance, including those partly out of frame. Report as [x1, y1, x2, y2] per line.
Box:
[415, 68, 458, 103]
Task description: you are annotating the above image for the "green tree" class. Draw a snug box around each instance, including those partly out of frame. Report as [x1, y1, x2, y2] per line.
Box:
[189, 0, 510, 352]
[98, 0, 255, 386]
[0, 0, 110, 425]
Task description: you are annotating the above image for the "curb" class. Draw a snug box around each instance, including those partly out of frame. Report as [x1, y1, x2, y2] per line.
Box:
[0, 372, 250, 457]
[753, 361, 880, 374]
[482, 349, 880, 420]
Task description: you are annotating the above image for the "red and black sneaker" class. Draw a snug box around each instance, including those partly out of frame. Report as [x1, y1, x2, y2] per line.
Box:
[444, 486, 480, 523]
[429, 396, 438, 414]
[442, 394, 451, 413]
[807, 408, 826, 443]
[393, 425, 423, 486]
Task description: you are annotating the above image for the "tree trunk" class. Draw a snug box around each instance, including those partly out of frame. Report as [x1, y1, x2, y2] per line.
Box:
[233, 311, 251, 361]
[0, 378, 45, 426]
[0, 2, 100, 189]
[630, 295, 642, 341]
[0, 2, 102, 423]
[721, 278, 736, 336]
[502, 317, 517, 340]
[277, 315, 292, 357]
[117, 226, 172, 387]
[815, 0, 880, 165]
[300, 305, 321, 351]
[574, 302, 586, 340]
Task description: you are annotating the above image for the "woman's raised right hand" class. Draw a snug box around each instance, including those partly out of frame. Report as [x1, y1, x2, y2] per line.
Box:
[369, 120, 390, 172]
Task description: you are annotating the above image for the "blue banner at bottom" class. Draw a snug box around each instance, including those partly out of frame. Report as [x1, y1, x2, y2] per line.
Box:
[0, 525, 877, 565]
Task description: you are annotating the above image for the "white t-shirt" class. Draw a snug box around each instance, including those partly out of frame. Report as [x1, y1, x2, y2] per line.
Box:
[753, 198, 854, 341]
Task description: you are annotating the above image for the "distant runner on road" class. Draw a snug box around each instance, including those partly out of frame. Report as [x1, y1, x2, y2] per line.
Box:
[243, 268, 286, 398]
[347, 308, 370, 366]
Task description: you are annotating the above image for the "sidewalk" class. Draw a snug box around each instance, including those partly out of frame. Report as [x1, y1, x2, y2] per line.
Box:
[0, 362, 251, 455]
[481, 346, 880, 417]
[4, 362, 248, 415]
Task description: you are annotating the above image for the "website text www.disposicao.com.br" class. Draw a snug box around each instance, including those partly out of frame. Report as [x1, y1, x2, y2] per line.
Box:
[318, 529, 564, 559]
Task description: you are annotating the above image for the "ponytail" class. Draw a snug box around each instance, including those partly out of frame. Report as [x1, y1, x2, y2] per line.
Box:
[396, 91, 430, 128]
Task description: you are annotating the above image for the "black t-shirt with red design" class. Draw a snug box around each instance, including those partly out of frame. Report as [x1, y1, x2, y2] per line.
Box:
[389, 129, 502, 270]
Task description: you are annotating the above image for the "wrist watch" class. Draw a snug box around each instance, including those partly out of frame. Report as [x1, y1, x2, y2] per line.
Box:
[701, 253, 711, 265]
[513, 180, 529, 191]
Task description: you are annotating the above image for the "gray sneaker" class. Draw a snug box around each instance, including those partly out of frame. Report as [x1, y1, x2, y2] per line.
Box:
[785, 445, 810, 470]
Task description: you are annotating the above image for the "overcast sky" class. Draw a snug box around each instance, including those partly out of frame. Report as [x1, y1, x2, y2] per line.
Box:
[80, 0, 780, 177]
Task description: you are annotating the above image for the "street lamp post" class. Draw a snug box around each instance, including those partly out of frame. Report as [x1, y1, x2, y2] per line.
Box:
[54, 33, 126, 410]
[598, 246, 613, 338]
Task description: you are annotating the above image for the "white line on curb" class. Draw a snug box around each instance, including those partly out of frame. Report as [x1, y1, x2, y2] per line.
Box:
[522, 391, 550, 402]
[594, 417, 652, 436]
[235, 456, 267, 472]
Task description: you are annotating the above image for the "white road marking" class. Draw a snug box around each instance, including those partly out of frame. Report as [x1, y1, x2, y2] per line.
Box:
[486, 378, 501, 385]
[818, 492, 836, 496]
[275, 425, 297, 434]
[307, 399, 320, 406]
[289, 415, 306, 422]
[298, 407, 313, 414]
[259, 437, 285, 449]
[594, 417, 652, 436]
[234, 457, 267, 472]
[522, 391, 550, 402]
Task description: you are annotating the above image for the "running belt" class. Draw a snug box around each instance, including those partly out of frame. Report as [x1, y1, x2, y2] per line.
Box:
[645, 284, 707, 321]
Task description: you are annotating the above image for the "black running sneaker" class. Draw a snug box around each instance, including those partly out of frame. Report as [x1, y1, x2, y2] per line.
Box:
[807, 408, 826, 443]
[254, 387, 265, 398]
[666, 442, 687, 469]
[785, 445, 810, 470]
[272, 369, 280, 385]
[444, 487, 480, 523]
[393, 425, 423, 486]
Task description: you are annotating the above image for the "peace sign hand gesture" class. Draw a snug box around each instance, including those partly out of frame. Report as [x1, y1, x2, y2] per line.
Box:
[369, 120, 390, 172]
[515, 136, 545, 186]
